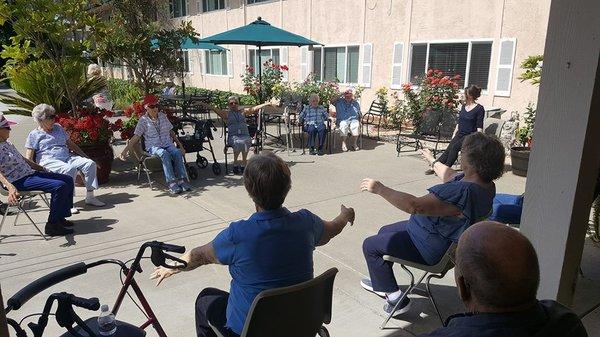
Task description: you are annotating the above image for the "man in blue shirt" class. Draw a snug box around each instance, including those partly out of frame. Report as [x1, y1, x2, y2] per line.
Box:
[332, 89, 361, 152]
[150, 152, 355, 337]
[421, 221, 587, 337]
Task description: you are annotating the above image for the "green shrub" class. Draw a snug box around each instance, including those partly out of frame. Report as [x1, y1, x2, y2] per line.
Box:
[176, 86, 257, 109]
[107, 78, 143, 110]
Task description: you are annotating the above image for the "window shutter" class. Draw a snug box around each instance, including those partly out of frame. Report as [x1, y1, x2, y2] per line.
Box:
[361, 43, 373, 87]
[197, 0, 202, 13]
[391, 43, 404, 89]
[300, 46, 309, 80]
[184, 0, 189, 16]
[227, 50, 233, 78]
[200, 50, 207, 75]
[187, 51, 194, 74]
[494, 38, 516, 97]
[281, 47, 289, 81]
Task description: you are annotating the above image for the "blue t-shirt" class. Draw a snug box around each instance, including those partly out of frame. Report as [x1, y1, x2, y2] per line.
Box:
[212, 207, 324, 334]
[25, 124, 71, 164]
[457, 104, 485, 137]
[407, 173, 495, 265]
[333, 98, 361, 123]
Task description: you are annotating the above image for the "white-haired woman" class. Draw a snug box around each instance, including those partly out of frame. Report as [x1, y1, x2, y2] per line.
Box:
[88, 63, 113, 111]
[25, 104, 106, 212]
[200, 97, 272, 174]
[298, 93, 328, 155]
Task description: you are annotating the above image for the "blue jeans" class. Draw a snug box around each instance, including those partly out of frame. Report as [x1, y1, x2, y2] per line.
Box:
[362, 221, 428, 293]
[11, 171, 74, 224]
[304, 124, 327, 149]
[148, 145, 187, 184]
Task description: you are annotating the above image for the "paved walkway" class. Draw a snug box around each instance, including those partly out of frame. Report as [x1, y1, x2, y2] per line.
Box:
[0, 113, 598, 336]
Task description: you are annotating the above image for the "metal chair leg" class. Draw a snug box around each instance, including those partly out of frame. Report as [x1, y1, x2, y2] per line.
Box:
[39, 194, 50, 208]
[426, 273, 447, 326]
[142, 162, 153, 189]
[400, 264, 415, 288]
[19, 203, 47, 241]
[0, 203, 10, 235]
[380, 270, 428, 329]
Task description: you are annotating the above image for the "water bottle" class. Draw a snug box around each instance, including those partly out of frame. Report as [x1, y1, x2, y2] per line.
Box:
[97, 304, 117, 336]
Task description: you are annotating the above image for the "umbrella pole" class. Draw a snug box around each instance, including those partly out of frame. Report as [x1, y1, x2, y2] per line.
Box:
[258, 45, 262, 103]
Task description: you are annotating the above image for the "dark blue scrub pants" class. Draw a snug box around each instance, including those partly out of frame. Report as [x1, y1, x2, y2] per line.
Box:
[304, 124, 327, 150]
[11, 171, 73, 224]
[362, 221, 428, 293]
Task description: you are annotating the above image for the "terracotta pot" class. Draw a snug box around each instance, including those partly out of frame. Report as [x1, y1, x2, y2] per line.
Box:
[77, 142, 114, 185]
[510, 146, 531, 177]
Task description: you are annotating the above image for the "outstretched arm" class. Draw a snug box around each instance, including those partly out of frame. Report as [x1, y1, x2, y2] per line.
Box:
[318, 205, 355, 246]
[243, 102, 272, 115]
[360, 178, 461, 217]
[199, 102, 227, 120]
[149, 242, 220, 286]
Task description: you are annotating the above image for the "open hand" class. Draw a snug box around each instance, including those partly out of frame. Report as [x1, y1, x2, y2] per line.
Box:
[7, 187, 19, 205]
[360, 178, 383, 194]
[341, 204, 355, 226]
[420, 149, 435, 164]
[149, 266, 180, 286]
[118, 151, 128, 162]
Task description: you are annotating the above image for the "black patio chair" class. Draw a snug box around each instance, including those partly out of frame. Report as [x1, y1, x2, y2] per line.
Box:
[396, 110, 457, 156]
[208, 268, 338, 337]
[222, 114, 262, 175]
[361, 101, 387, 140]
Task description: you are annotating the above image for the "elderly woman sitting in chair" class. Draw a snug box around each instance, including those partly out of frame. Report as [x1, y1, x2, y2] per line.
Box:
[359, 133, 505, 316]
[25, 104, 106, 214]
[199, 96, 272, 175]
[0, 113, 75, 236]
[119, 95, 192, 195]
[298, 93, 328, 156]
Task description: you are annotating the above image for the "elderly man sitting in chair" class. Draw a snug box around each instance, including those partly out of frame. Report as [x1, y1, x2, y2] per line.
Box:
[421, 221, 587, 337]
[299, 93, 328, 156]
[331, 89, 361, 152]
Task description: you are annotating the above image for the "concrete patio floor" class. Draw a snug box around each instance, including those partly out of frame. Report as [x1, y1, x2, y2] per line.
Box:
[1, 112, 599, 337]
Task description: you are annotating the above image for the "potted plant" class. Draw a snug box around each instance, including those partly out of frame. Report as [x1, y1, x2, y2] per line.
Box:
[510, 55, 543, 177]
[55, 107, 123, 184]
[510, 104, 536, 176]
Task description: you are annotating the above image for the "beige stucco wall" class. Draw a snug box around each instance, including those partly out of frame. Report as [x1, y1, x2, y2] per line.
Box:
[165, 0, 549, 116]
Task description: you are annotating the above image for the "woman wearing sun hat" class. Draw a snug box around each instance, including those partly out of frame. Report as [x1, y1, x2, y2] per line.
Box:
[0, 113, 75, 236]
[119, 95, 191, 195]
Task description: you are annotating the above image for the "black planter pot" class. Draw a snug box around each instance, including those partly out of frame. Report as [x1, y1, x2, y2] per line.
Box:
[510, 146, 531, 177]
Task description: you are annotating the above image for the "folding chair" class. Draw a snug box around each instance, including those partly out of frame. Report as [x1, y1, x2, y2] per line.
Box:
[380, 243, 457, 329]
[223, 114, 261, 175]
[0, 188, 49, 241]
[331, 118, 363, 153]
[209, 268, 338, 337]
[128, 138, 161, 189]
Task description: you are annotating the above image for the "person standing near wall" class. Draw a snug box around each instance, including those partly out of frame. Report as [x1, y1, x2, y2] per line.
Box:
[423, 85, 485, 175]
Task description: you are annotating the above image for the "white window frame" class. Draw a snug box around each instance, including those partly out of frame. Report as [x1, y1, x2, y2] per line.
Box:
[300, 46, 309, 81]
[311, 44, 362, 85]
[246, 0, 277, 5]
[197, 0, 226, 13]
[494, 38, 517, 97]
[182, 49, 193, 74]
[170, 0, 188, 18]
[247, 47, 283, 72]
[406, 38, 494, 93]
[202, 49, 231, 77]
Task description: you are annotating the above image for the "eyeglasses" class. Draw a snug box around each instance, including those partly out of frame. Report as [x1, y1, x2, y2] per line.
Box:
[147, 104, 158, 109]
[45, 115, 56, 120]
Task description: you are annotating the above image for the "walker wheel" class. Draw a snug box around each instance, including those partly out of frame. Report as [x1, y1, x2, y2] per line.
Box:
[197, 156, 209, 168]
[188, 166, 199, 180]
[212, 163, 222, 175]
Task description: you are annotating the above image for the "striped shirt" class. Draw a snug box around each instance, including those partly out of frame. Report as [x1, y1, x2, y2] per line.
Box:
[134, 112, 174, 150]
[299, 105, 328, 126]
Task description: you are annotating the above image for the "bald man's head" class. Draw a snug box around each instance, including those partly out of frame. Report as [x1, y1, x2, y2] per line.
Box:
[455, 221, 539, 310]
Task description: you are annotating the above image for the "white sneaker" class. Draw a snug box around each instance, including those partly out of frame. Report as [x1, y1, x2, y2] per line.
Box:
[85, 197, 106, 207]
[342, 142, 348, 152]
[70, 207, 80, 214]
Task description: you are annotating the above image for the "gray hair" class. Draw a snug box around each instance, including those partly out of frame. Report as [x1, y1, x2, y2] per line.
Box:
[87, 64, 102, 77]
[309, 93, 320, 102]
[227, 95, 239, 104]
[32, 104, 56, 122]
[461, 132, 505, 182]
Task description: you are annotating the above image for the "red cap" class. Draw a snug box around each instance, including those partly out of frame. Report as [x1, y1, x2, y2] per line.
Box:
[142, 95, 159, 107]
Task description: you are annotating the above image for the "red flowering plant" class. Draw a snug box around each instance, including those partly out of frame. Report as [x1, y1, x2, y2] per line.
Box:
[401, 69, 461, 132]
[241, 59, 288, 103]
[56, 107, 123, 146]
[118, 100, 178, 140]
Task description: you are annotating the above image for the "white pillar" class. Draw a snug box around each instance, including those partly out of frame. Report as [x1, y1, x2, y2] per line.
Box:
[520, 0, 600, 304]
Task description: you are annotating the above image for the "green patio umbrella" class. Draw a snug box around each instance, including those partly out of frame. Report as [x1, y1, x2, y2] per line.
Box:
[199, 17, 322, 101]
[151, 38, 226, 96]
